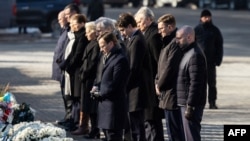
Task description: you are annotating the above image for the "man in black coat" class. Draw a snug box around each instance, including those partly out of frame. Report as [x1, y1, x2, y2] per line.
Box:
[134, 7, 164, 141]
[176, 25, 207, 141]
[94, 32, 130, 141]
[117, 13, 154, 141]
[194, 9, 223, 109]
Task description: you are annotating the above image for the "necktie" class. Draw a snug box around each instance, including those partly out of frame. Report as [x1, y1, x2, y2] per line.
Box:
[103, 55, 107, 65]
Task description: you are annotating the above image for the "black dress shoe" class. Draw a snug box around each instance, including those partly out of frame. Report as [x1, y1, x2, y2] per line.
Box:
[209, 102, 218, 109]
[83, 129, 100, 139]
[101, 138, 107, 141]
[56, 119, 67, 126]
[209, 104, 218, 109]
[63, 120, 77, 131]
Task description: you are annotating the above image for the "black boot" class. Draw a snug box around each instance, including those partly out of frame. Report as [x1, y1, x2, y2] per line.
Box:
[83, 128, 100, 139]
[83, 113, 100, 139]
[209, 101, 218, 109]
[57, 95, 73, 126]
[63, 118, 77, 131]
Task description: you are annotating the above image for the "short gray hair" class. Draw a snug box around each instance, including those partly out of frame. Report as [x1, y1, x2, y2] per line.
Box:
[134, 6, 155, 21]
[95, 17, 116, 31]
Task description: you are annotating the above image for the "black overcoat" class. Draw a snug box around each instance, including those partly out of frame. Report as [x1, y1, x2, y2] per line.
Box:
[125, 30, 154, 112]
[143, 22, 164, 120]
[80, 40, 100, 113]
[66, 27, 89, 98]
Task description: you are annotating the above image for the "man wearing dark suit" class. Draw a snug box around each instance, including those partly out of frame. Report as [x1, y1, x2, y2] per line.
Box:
[134, 7, 164, 141]
[92, 32, 129, 141]
[117, 13, 154, 141]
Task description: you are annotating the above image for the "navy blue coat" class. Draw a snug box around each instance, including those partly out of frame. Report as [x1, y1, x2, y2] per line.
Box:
[51, 28, 69, 81]
[97, 46, 129, 130]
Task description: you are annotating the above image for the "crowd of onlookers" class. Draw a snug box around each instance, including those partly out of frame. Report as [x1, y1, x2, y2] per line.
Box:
[51, 2, 223, 141]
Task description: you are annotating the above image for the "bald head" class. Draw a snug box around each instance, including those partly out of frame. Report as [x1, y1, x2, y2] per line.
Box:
[58, 10, 67, 28]
[176, 25, 195, 48]
[58, 10, 64, 17]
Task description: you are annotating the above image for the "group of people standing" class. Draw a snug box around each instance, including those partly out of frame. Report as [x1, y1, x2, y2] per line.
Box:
[52, 3, 223, 141]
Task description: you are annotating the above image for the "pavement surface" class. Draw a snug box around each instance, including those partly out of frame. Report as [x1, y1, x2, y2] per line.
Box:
[0, 32, 250, 141]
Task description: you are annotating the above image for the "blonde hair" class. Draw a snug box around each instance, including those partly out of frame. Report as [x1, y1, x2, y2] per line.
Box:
[157, 14, 176, 27]
[85, 21, 96, 32]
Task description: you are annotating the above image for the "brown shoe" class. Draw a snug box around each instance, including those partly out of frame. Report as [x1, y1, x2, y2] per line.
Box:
[71, 127, 89, 135]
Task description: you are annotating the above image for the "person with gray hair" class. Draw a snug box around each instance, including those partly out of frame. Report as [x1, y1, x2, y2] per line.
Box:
[79, 21, 101, 139]
[134, 6, 164, 141]
[95, 17, 116, 37]
[176, 25, 207, 141]
[93, 17, 126, 83]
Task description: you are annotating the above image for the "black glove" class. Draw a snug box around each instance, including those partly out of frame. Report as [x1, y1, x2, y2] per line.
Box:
[185, 105, 195, 120]
[91, 91, 103, 101]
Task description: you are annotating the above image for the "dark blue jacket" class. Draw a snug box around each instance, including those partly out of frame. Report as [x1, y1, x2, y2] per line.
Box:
[51, 28, 69, 81]
[98, 46, 129, 130]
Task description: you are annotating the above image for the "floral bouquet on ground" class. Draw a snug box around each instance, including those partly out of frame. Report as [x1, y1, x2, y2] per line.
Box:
[7, 121, 73, 141]
[0, 83, 17, 124]
[0, 83, 73, 141]
[0, 83, 35, 125]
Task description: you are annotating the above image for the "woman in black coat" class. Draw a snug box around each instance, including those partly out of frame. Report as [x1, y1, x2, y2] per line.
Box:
[79, 21, 101, 139]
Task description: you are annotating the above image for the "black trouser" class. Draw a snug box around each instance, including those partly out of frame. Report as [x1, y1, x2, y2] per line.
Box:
[64, 95, 73, 120]
[90, 113, 99, 133]
[129, 110, 146, 141]
[144, 118, 164, 141]
[144, 107, 164, 141]
[60, 74, 73, 120]
[103, 129, 123, 141]
[207, 64, 217, 104]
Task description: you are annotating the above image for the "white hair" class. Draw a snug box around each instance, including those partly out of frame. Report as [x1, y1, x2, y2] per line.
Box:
[134, 6, 155, 21]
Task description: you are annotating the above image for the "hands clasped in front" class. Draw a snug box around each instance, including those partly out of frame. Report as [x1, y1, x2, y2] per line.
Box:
[90, 86, 103, 101]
